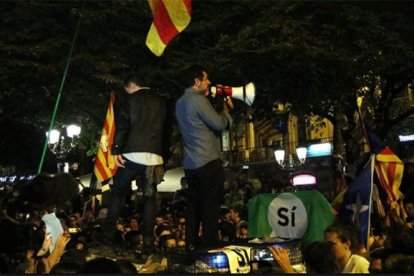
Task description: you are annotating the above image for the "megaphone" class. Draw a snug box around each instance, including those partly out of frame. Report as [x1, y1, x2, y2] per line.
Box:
[210, 82, 256, 106]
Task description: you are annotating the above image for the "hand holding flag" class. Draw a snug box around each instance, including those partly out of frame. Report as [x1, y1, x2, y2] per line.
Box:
[93, 92, 118, 183]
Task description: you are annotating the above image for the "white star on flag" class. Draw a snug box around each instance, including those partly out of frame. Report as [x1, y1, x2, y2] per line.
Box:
[345, 192, 369, 225]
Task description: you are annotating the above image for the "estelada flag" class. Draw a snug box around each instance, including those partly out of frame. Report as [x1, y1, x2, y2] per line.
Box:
[146, 0, 192, 56]
[339, 157, 374, 251]
[93, 92, 118, 183]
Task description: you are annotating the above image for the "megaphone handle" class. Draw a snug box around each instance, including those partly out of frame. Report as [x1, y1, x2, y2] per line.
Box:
[224, 96, 234, 112]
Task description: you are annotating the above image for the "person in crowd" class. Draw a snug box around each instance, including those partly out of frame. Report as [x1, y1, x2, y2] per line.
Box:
[218, 220, 236, 243]
[175, 65, 233, 255]
[219, 207, 231, 224]
[102, 73, 170, 255]
[269, 241, 338, 273]
[227, 180, 245, 208]
[50, 261, 82, 274]
[163, 210, 175, 227]
[97, 206, 108, 221]
[159, 234, 177, 251]
[79, 257, 124, 273]
[222, 179, 232, 207]
[370, 227, 388, 251]
[229, 206, 247, 239]
[154, 219, 173, 249]
[259, 172, 270, 193]
[124, 230, 143, 251]
[67, 215, 81, 235]
[129, 216, 141, 232]
[241, 167, 262, 198]
[324, 221, 370, 273]
[382, 254, 414, 273]
[154, 214, 165, 228]
[238, 224, 248, 240]
[175, 216, 186, 246]
[173, 177, 189, 215]
[25, 233, 71, 274]
[238, 170, 254, 204]
[371, 225, 414, 272]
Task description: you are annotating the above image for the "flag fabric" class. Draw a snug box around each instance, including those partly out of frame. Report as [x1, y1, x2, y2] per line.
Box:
[247, 190, 335, 245]
[339, 157, 374, 251]
[146, 0, 192, 56]
[331, 188, 347, 215]
[93, 93, 118, 183]
[368, 130, 404, 207]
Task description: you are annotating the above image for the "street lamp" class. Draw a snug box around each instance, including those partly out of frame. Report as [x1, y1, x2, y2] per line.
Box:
[46, 124, 81, 173]
[66, 124, 81, 138]
[274, 146, 307, 170]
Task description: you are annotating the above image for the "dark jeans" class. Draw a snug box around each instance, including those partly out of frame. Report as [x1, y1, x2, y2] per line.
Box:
[184, 159, 225, 250]
[104, 158, 156, 246]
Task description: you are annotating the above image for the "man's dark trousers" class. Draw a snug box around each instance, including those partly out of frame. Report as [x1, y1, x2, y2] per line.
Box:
[104, 158, 156, 248]
[184, 159, 225, 250]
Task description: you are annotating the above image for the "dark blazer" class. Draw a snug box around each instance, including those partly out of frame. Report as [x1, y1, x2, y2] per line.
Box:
[111, 89, 171, 163]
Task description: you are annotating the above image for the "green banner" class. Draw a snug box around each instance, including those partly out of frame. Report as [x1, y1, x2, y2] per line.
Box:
[247, 190, 334, 245]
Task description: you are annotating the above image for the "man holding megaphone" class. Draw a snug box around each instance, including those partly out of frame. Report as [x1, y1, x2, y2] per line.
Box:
[176, 65, 233, 258]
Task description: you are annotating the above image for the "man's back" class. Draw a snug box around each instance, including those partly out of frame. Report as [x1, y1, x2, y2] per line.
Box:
[114, 89, 167, 156]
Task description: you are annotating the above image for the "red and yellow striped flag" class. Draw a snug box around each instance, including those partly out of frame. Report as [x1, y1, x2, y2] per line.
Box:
[368, 130, 404, 208]
[146, 0, 192, 56]
[93, 93, 118, 183]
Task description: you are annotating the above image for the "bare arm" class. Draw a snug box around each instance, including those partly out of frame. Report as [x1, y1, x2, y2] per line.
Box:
[44, 234, 71, 273]
[268, 246, 295, 274]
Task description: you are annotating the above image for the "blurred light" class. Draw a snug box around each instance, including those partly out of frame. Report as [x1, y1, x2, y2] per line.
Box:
[66, 124, 81, 138]
[291, 173, 317, 186]
[211, 253, 228, 268]
[399, 134, 414, 142]
[296, 147, 307, 163]
[274, 146, 307, 169]
[274, 149, 285, 165]
[46, 129, 60, 144]
[307, 143, 332, 157]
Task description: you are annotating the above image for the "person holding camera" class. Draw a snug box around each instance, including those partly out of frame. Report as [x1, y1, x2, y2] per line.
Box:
[175, 65, 233, 257]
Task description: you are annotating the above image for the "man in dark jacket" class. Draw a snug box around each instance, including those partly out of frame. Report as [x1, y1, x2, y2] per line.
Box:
[102, 74, 170, 254]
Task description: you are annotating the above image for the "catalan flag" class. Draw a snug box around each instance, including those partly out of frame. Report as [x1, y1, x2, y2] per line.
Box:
[368, 130, 404, 211]
[146, 0, 192, 56]
[93, 93, 118, 183]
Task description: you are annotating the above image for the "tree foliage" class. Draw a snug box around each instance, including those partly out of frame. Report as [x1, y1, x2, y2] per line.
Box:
[1, 0, 414, 172]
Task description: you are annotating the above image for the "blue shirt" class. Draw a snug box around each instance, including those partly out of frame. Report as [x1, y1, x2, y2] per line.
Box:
[176, 88, 233, 169]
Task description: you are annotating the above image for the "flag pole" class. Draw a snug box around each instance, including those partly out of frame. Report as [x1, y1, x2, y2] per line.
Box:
[37, 2, 86, 174]
[356, 96, 372, 153]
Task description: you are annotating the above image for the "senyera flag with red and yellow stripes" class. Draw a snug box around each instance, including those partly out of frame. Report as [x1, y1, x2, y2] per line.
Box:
[146, 0, 192, 56]
[93, 92, 118, 183]
[368, 130, 404, 211]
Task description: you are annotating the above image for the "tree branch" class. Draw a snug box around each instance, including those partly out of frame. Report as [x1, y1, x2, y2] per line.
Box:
[388, 106, 414, 128]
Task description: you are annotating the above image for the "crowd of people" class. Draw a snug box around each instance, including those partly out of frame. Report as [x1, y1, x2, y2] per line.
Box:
[0, 171, 256, 273]
[1, 165, 413, 273]
[1, 65, 414, 274]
